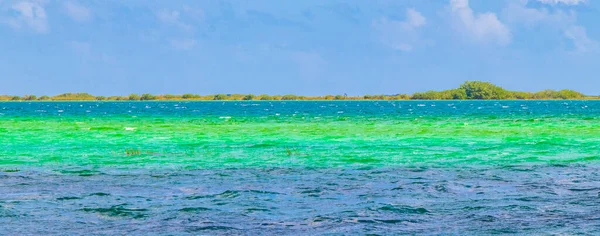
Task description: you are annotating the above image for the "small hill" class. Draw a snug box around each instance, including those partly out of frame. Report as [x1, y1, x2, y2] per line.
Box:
[411, 81, 585, 100]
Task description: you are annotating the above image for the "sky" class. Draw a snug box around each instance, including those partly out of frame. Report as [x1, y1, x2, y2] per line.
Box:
[0, 0, 599, 96]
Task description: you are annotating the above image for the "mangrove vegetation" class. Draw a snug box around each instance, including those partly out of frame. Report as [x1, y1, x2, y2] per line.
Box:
[0, 81, 593, 101]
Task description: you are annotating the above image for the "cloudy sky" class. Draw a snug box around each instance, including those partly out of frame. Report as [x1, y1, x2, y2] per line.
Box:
[0, 0, 598, 95]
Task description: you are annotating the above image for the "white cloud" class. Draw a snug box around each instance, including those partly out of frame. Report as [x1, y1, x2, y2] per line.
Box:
[157, 9, 193, 32]
[170, 38, 196, 50]
[372, 8, 427, 51]
[406, 8, 426, 28]
[181, 6, 204, 21]
[156, 8, 203, 50]
[503, 1, 597, 52]
[7, 1, 48, 33]
[157, 9, 180, 24]
[450, 0, 511, 45]
[565, 26, 598, 52]
[503, 2, 575, 27]
[64, 2, 91, 22]
[537, 0, 585, 5]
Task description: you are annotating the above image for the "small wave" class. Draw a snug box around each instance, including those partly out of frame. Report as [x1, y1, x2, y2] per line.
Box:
[89, 127, 120, 131]
[375, 219, 412, 224]
[179, 207, 212, 212]
[245, 208, 270, 213]
[249, 143, 277, 148]
[476, 215, 498, 222]
[82, 204, 147, 219]
[185, 226, 240, 233]
[56, 196, 82, 201]
[568, 187, 600, 192]
[59, 169, 103, 177]
[377, 204, 429, 214]
[186, 190, 241, 199]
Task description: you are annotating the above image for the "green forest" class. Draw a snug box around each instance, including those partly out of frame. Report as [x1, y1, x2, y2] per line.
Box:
[0, 81, 593, 101]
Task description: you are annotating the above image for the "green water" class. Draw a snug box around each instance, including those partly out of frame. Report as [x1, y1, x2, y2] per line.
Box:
[1, 102, 598, 168]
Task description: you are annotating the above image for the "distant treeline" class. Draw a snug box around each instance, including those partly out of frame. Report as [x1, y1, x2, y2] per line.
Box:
[0, 81, 594, 101]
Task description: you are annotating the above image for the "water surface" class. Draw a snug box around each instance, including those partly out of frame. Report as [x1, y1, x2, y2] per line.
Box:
[1, 101, 599, 234]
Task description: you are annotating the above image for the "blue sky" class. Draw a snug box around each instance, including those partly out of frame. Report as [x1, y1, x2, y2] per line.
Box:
[0, 0, 599, 96]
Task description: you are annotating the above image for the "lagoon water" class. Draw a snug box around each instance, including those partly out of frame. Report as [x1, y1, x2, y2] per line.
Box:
[1, 101, 599, 234]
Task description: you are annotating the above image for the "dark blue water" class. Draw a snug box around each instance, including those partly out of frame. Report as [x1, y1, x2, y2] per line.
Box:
[1, 100, 600, 117]
[2, 166, 600, 235]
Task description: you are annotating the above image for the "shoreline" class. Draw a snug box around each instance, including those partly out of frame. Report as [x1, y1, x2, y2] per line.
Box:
[1, 81, 595, 101]
[1, 99, 600, 102]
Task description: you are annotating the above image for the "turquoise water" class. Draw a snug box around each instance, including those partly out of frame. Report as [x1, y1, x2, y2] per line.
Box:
[1, 101, 599, 234]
